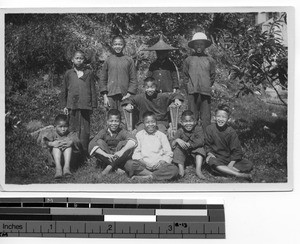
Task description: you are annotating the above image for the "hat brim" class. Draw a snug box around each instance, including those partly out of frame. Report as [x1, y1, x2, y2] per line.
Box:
[188, 39, 212, 48]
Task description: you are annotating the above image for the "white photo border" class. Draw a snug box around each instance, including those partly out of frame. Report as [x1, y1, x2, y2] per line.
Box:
[0, 6, 294, 192]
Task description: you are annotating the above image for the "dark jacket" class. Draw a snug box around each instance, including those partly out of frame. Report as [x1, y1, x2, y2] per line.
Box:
[147, 58, 179, 92]
[183, 54, 216, 96]
[99, 54, 138, 96]
[173, 124, 205, 150]
[205, 123, 243, 162]
[122, 92, 184, 125]
[61, 67, 97, 110]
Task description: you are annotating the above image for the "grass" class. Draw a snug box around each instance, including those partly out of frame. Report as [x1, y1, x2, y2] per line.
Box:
[5, 80, 288, 184]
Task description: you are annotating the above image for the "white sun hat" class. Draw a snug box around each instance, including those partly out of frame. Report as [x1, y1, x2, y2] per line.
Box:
[188, 32, 212, 48]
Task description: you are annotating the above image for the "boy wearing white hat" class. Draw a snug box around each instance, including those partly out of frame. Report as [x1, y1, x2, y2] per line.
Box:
[183, 32, 216, 130]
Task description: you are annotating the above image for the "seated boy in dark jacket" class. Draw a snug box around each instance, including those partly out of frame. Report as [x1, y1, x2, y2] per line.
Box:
[205, 104, 253, 180]
[122, 77, 183, 134]
[172, 110, 206, 179]
[88, 109, 137, 175]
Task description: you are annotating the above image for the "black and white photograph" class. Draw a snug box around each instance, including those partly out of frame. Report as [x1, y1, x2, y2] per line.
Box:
[1, 7, 293, 191]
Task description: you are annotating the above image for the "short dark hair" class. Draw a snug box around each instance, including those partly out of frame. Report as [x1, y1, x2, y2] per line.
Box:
[107, 109, 121, 120]
[144, 77, 157, 86]
[112, 35, 126, 45]
[181, 110, 195, 120]
[216, 103, 231, 115]
[54, 114, 69, 125]
[73, 50, 85, 59]
[142, 111, 156, 121]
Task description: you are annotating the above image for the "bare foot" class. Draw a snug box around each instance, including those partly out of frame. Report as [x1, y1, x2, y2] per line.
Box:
[241, 173, 253, 182]
[178, 165, 185, 177]
[63, 168, 71, 175]
[116, 168, 125, 175]
[63, 169, 72, 178]
[101, 165, 112, 175]
[55, 169, 63, 179]
[196, 171, 206, 179]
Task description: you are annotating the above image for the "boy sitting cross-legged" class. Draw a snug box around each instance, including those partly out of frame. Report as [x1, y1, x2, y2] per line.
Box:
[124, 111, 179, 181]
[41, 114, 82, 179]
[171, 110, 206, 179]
[205, 104, 253, 181]
[88, 109, 137, 175]
[122, 77, 183, 134]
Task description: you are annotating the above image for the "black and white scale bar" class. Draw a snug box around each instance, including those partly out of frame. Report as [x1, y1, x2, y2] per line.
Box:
[0, 232, 226, 239]
[0, 198, 218, 209]
[0, 221, 225, 236]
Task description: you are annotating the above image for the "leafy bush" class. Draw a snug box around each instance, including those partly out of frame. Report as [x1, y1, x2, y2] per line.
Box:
[5, 128, 49, 182]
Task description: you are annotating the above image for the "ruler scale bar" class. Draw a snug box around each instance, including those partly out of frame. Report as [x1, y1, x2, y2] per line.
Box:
[0, 198, 225, 239]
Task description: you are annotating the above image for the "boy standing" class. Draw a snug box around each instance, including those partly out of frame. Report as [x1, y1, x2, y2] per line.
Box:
[205, 104, 253, 180]
[183, 32, 216, 130]
[88, 109, 137, 175]
[172, 110, 206, 179]
[41, 114, 82, 179]
[61, 50, 97, 156]
[145, 35, 179, 93]
[124, 111, 178, 180]
[100, 36, 138, 111]
[122, 77, 183, 133]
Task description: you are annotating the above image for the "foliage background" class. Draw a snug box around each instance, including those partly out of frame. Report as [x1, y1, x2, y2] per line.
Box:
[5, 12, 288, 184]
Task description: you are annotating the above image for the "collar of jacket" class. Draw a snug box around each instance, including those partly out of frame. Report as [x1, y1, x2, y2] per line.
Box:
[73, 67, 90, 80]
[106, 127, 122, 136]
[114, 53, 124, 57]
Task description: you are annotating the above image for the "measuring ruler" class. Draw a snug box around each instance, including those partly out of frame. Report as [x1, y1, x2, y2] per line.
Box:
[0, 198, 225, 239]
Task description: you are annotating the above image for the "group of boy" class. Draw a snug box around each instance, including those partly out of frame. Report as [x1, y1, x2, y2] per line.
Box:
[42, 32, 253, 181]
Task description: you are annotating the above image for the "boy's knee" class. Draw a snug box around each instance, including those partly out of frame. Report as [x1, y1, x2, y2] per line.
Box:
[236, 158, 253, 172]
[116, 140, 127, 151]
[207, 157, 222, 167]
[124, 159, 138, 170]
[95, 139, 108, 148]
[166, 164, 179, 177]
[193, 147, 206, 158]
[170, 164, 179, 177]
[88, 139, 109, 155]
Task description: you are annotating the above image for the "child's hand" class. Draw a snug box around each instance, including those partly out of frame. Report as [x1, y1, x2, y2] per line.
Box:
[206, 153, 216, 163]
[62, 139, 73, 148]
[57, 139, 73, 151]
[122, 93, 131, 100]
[103, 94, 110, 108]
[103, 153, 115, 162]
[63, 107, 69, 115]
[124, 104, 134, 112]
[171, 140, 177, 148]
[175, 138, 189, 150]
[49, 140, 63, 148]
[152, 160, 166, 170]
[174, 99, 182, 106]
[114, 150, 124, 159]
